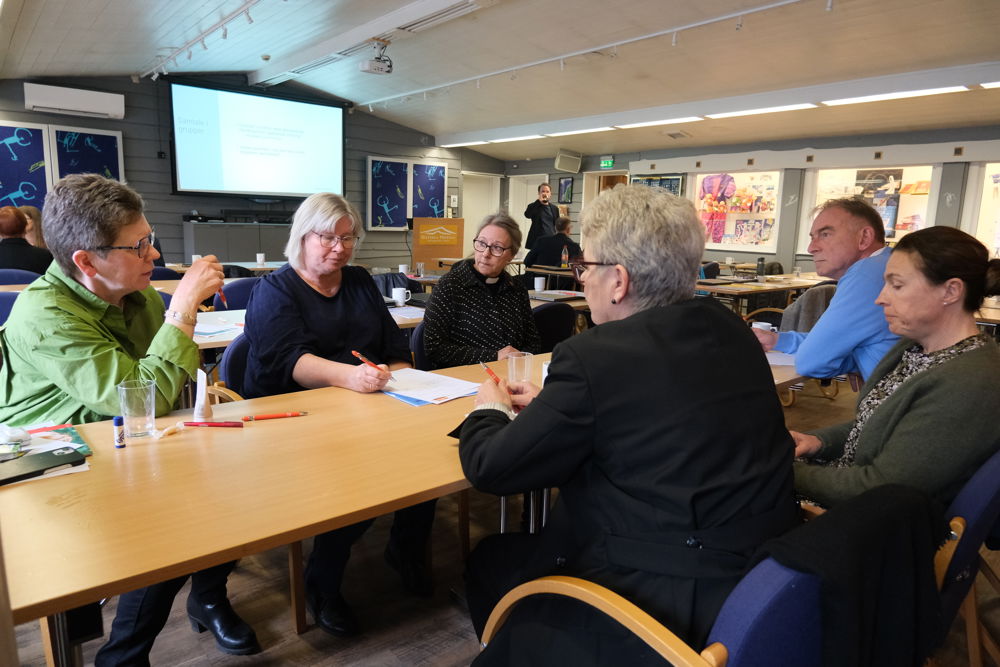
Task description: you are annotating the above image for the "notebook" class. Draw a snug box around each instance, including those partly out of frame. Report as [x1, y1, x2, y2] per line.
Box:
[529, 290, 585, 302]
[0, 447, 86, 486]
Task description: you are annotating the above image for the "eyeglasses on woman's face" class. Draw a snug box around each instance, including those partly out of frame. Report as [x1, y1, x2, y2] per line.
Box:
[473, 238, 512, 257]
[96, 231, 156, 259]
[571, 260, 617, 281]
[312, 231, 359, 249]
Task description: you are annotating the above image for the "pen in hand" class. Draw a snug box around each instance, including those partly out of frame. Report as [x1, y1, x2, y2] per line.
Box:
[217, 289, 228, 309]
[351, 350, 396, 382]
[480, 361, 513, 394]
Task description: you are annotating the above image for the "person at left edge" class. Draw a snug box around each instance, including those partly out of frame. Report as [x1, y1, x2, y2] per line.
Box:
[0, 205, 52, 274]
[0, 174, 260, 662]
[242, 192, 435, 637]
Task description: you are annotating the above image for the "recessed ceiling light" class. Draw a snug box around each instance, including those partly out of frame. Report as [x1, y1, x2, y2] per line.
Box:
[821, 86, 968, 106]
[439, 141, 488, 147]
[488, 135, 546, 143]
[614, 117, 703, 129]
[706, 103, 817, 119]
[545, 127, 615, 137]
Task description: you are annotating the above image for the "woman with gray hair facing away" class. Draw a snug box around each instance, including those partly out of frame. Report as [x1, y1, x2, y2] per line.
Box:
[457, 185, 797, 663]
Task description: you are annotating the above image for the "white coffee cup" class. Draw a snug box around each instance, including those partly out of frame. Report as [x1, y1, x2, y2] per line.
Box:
[191, 254, 202, 263]
[725, 256, 734, 264]
[256, 253, 266, 266]
[391, 287, 411, 307]
[399, 263, 410, 275]
[751, 321, 774, 332]
[534, 276, 546, 291]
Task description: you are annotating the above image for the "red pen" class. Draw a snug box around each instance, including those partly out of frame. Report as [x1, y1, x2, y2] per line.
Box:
[351, 350, 396, 382]
[182, 421, 243, 428]
[242, 412, 309, 422]
[480, 362, 513, 394]
[217, 289, 229, 309]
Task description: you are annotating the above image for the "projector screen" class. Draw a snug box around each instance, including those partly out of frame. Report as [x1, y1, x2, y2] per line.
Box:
[170, 82, 345, 198]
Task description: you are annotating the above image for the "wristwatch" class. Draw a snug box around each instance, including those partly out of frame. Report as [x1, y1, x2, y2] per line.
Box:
[164, 309, 197, 326]
[473, 401, 515, 420]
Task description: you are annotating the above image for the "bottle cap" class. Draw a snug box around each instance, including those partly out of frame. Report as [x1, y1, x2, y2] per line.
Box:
[113, 416, 124, 426]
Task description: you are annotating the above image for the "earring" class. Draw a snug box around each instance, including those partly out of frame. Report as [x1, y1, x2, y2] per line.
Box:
[611, 298, 617, 304]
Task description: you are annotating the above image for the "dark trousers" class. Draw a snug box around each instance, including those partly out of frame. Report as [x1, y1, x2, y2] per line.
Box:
[94, 561, 235, 667]
[305, 500, 437, 596]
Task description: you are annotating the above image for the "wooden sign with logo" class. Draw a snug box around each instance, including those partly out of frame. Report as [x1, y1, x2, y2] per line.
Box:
[412, 217, 464, 269]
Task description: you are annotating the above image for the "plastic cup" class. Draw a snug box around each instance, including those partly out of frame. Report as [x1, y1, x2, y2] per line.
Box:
[507, 351, 534, 384]
[117, 379, 156, 438]
[399, 263, 410, 275]
[415, 262, 425, 277]
[256, 253, 266, 266]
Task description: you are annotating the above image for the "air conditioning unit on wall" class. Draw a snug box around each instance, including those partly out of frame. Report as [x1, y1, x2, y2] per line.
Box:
[24, 82, 125, 119]
[553, 148, 582, 174]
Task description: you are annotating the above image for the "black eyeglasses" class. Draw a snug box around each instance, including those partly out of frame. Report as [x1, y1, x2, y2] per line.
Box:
[473, 238, 512, 257]
[96, 232, 156, 258]
[571, 260, 617, 281]
[312, 232, 359, 249]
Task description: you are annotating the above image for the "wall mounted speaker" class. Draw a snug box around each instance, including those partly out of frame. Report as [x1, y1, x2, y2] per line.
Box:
[553, 148, 582, 174]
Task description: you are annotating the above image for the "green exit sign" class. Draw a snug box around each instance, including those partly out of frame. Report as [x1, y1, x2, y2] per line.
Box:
[599, 155, 615, 169]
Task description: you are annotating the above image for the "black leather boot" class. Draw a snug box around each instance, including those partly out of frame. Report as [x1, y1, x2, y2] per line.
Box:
[186, 596, 261, 656]
[306, 589, 361, 637]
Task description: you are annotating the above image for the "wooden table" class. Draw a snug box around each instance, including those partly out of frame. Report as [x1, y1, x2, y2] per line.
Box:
[697, 276, 824, 313]
[4, 351, 798, 663]
[165, 261, 284, 274]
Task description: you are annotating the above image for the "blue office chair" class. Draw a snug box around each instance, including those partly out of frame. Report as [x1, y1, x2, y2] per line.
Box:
[158, 291, 172, 309]
[410, 322, 430, 370]
[481, 556, 822, 666]
[532, 301, 576, 354]
[218, 333, 250, 395]
[0, 291, 18, 325]
[936, 447, 1000, 662]
[150, 266, 182, 280]
[0, 268, 41, 285]
[213, 277, 259, 311]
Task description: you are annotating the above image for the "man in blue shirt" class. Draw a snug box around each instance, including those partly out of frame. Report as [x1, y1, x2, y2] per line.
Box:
[753, 198, 899, 379]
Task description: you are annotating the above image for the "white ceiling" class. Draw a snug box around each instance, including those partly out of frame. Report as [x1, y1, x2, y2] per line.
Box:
[1, 0, 999, 162]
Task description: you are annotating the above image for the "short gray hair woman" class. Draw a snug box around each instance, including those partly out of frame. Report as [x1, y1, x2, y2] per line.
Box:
[284, 193, 364, 270]
[459, 184, 796, 651]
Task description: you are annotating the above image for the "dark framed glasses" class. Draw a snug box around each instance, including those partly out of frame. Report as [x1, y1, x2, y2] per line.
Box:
[96, 232, 156, 258]
[570, 260, 617, 281]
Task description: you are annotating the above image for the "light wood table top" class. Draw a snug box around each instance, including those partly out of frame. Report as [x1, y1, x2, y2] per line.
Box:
[166, 261, 284, 274]
[977, 304, 1000, 326]
[1, 351, 797, 626]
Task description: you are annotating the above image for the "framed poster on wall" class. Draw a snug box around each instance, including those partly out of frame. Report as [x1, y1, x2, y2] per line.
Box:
[49, 125, 125, 181]
[694, 171, 780, 252]
[367, 157, 448, 231]
[0, 119, 52, 208]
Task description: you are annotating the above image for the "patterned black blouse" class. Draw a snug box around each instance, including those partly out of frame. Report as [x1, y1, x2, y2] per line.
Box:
[423, 259, 541, 370]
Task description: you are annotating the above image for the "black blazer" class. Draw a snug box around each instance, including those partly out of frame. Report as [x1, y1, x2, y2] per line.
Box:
[460, 297, 797, 650]
[523, 200, 560, 249]
[0, 237, 52, 275]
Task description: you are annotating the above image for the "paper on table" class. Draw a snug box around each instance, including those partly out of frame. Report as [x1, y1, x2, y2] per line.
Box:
[766, 351, 797, 366]
[382, 368, 478, 405]
[389, 306, 426, 319]
[194, 322, 242, 337]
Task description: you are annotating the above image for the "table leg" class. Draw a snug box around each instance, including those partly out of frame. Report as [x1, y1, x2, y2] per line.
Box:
[40, 614, 81, 667]
[288, 542, 308, 635]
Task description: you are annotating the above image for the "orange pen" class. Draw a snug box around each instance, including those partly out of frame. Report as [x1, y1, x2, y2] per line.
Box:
[242, 412, 309, 422]
[351, 350, 396, 382]
[480, 362, 513, 394]
[217, 289, 229, 309]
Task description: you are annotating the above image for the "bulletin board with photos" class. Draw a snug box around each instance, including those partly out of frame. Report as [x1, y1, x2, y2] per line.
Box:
[694, 171, 780, 252]
[797, 165, 934, 253]
[974, 162, 1000, 257]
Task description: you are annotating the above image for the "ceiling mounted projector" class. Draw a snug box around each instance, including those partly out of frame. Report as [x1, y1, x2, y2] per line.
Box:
[360, 38, 393, 75]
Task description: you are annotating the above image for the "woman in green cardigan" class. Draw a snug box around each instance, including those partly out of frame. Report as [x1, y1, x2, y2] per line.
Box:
[793, 226, 1000, 508]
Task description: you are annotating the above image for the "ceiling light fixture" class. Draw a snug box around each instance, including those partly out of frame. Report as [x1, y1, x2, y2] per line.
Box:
[706, 103, 817, 119]
[137, 0, 261, 80]
[546, 127, 616, 137]
[488, 135, 546, 143]
[821, 86, 968, 106]
[440, 141, 489, 147]
[614, 117, 704, 129]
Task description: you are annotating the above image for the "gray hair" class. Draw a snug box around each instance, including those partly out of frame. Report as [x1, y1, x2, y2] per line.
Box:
[285, 193, 364, 270]
[476, 212, 523, 256]
[581, 184, 704, 310]
[43, 174, 145, 277]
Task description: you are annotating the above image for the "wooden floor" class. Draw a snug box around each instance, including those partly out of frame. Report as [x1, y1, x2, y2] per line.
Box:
[15, 383, 1000, 665]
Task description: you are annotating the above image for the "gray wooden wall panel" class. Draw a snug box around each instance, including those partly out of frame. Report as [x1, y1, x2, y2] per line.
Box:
[0, 75, 502, 268]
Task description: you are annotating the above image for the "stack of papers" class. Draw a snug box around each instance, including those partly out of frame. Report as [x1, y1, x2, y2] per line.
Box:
[194, 322, 243, 338]
[382, 368, 478, 406]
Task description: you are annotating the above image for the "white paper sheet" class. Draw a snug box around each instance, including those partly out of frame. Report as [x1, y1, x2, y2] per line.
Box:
[766, 350, 797, 366]
[382, 368, 478, 405]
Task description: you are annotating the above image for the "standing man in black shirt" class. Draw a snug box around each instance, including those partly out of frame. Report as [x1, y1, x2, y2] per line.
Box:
[523, 182, 559, 250]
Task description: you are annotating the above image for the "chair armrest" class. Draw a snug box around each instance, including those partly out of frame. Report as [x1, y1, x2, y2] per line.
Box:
[480, 575, 722, 666]
[934, 517, 966, 590]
